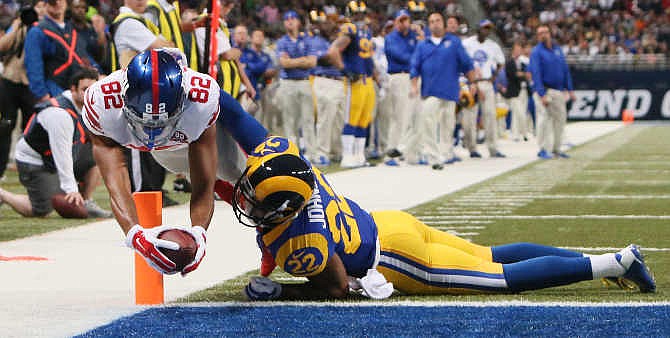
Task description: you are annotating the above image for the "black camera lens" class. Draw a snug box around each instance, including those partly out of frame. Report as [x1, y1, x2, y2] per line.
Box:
[20, 6, 38, 26]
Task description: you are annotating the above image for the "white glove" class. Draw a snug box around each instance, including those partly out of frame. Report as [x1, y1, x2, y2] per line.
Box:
[125, 224, 181, 275]
[244, 276, 282, 301]
[181, 226, 207, 276]
[358, 269, 394, 299]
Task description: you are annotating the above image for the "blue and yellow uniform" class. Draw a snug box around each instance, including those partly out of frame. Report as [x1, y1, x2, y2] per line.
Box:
[339, 22, 375, 138]
[255, 138, 508, 294]
[260, 167, 377, 278]
[244, 137, 651, 297]
[258, 166, 507, 293]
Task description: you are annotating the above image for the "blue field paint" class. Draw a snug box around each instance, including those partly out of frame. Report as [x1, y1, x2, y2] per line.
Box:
[78, 305, 670, 337]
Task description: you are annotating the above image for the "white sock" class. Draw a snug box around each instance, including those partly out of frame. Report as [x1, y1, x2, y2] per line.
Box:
[589, 253, 626, 279]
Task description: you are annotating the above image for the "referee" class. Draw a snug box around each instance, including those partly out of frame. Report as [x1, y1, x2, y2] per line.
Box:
[529, 25, 575, 159]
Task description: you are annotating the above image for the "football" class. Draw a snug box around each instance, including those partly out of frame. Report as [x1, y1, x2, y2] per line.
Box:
[158, 229, 197, 271]
[51, 193, 88, 219]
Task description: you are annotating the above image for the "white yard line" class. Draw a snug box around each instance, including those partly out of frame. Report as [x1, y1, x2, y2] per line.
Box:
[561, 247, 670, 252]
[170, 300, 670, 307]
[418, 215, 670, 220]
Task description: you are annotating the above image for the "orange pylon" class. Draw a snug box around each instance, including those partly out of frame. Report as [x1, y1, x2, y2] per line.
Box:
[622, 109, 634, 125]
[132, 191, 164, 305]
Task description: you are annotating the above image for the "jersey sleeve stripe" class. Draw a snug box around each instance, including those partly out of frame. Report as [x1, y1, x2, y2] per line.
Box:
[84, 104, 103, 132]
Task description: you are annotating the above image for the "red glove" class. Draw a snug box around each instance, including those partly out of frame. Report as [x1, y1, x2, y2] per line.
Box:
[125, 224, 180, 275]
[181, 226, 207, 276]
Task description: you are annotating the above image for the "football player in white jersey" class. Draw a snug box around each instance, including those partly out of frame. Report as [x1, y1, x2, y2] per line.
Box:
[82, 48, 268, 275]
[462, 19, 506, 158]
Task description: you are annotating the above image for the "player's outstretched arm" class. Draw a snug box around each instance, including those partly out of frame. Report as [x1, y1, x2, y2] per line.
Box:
[90, 134, 139, 233]
[245, 254, 349, 301]
[187, 124, 217, 230]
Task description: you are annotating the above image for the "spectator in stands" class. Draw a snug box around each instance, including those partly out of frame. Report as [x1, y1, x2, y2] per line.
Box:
[110, 0, 177, 206]
[257, 0, 280, 28]
[307, 11, 345, 167]
[530, 24, 574, 160]
[462, 19, 506, 158]
[275, 10, 316, 160]
[69, 0, 108, 72]
[0, 3, 44, 181]
[383, 9, 423, 166]
[408, 12, 475, 170]
[24, 0, 102, 102]
[0, 69, 112, 218]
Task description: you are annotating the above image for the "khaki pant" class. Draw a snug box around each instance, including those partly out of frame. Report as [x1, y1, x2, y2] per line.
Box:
[405, 96, 455, 165]
[509, 89, 529, 140]
[533, 89, 567, 153]
[313, 76, 345, 160]
[385, 73, 412, 152]
[477, 81, 499, 155]
[276, 79, 315, 160]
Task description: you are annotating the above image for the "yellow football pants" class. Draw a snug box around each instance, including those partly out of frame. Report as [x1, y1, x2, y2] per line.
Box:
[371, 210, 506, 295]
[345, 78, 375, 129]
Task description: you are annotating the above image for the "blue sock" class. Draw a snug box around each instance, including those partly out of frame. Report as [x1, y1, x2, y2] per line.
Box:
[491, 243, 583, 264]
[503, 256, 593, 292]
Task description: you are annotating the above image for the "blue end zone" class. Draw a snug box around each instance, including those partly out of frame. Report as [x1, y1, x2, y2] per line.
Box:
[78, 305, 670, 337]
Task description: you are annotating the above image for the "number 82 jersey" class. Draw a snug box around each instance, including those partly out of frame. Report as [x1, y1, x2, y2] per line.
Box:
[82, 69, 220, 151]
[259, 167, 378, 279]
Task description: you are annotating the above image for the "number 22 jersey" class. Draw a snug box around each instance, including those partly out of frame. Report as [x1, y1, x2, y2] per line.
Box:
[259, 167, 378, 279]
[82, 68, 220, 151]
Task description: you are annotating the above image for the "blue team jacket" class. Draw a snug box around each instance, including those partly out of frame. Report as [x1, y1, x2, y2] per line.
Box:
[529, 41, 573, 97]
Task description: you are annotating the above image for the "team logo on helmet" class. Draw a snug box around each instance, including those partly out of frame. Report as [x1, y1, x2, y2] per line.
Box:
[233, 137, 315, 228]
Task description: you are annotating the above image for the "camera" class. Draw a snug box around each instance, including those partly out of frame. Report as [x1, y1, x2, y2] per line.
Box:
[19, 6, 38, 26]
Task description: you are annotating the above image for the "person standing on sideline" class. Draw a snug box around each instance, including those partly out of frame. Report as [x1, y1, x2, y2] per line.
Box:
[462, 19, 506, 158]
[383, 9, 423, 166]
[408, 12, 476, 170]
[326, 1, 375, 168]
[529, 25, 575, 159]
[307, 12, 344, 167]
[503, 43, 529, 142]
[275, 10, 316, 160]
[242, 29, 277, 130]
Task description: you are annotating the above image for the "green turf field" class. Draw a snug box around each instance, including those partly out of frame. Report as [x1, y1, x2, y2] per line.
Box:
[181, 124, 670, 303]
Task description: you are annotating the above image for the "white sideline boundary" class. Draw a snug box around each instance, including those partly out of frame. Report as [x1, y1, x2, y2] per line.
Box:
[164, 300, 670, 308]
[0, 122, 637, 338]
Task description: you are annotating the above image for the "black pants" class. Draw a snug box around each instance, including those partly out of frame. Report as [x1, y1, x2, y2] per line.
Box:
[124, 148, 166, 192]
[0, 77, 37, 177]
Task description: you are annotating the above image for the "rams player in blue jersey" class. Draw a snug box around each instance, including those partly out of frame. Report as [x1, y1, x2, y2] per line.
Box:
[326, 1, 376, 168]
[237, 136, 656, 300]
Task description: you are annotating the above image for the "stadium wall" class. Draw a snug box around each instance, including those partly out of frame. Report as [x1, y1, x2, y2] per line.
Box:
[568, 69, 670, 121]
